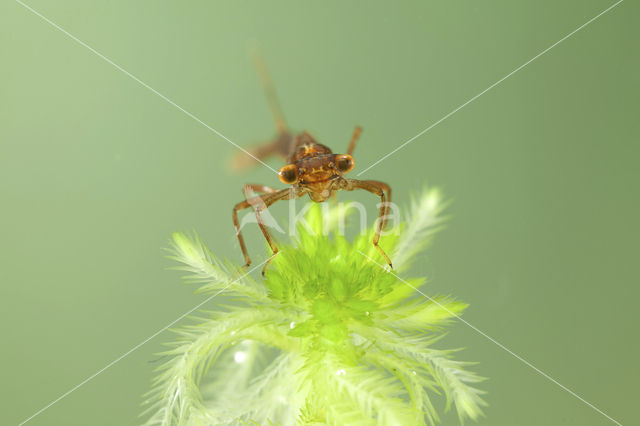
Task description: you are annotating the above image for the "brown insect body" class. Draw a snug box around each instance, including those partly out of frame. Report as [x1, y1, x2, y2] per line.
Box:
[284, 134, 349, 202]
[232, 54, 392, 274]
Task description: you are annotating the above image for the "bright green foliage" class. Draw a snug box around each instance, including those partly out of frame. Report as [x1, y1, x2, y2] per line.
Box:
[142, 188, 486, 425]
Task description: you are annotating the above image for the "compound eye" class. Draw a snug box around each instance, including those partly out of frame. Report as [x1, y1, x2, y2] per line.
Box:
[278, 164, 298, 184]
[335, 154, 355, 173]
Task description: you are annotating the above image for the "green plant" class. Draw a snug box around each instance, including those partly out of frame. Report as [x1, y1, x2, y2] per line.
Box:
[142, 188, 486, 425]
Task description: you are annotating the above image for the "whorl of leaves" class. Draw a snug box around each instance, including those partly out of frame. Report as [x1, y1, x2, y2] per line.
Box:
[142, 188, 485, 425]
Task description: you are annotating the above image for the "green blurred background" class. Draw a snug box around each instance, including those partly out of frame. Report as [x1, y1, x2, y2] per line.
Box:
[1, 0, 638, 424]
